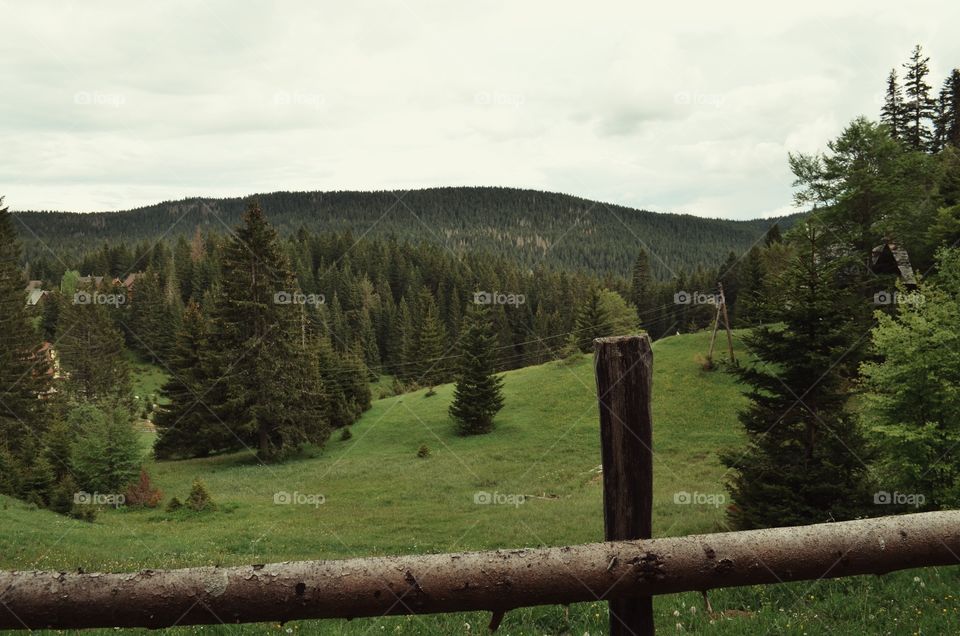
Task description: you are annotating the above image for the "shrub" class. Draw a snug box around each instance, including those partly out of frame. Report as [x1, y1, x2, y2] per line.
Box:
[49, 474, 78, 515]
[124, 469, 163, 508]
[185, 478, 215, 512]
[340, 427, 353, 441]
[70, 506, 97, 522]
[417, 444, 430, 458]
[166, 496, 183, 512]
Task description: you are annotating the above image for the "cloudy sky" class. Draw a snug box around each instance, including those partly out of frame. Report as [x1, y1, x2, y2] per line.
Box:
[2, 1, 958, 219]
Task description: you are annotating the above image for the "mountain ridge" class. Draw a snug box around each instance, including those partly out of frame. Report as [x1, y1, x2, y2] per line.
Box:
[12, 186, 805, 278]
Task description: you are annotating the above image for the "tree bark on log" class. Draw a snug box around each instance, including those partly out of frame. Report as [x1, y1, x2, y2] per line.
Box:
[1, 511, 958, 630]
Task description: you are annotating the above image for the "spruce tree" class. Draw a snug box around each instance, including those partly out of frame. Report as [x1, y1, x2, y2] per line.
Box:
[69, 404, 141, 495]
[721, 223, 874, 529]
[414, 290, 448, 387]
[0, 197, 49, 468]
[449, 305, 504, 435]
[935, 69, 960, 150]
[208, 202, 329, 460]
[153, 302, 228, 459]
[901, 45, 936, 151]
[574, 287, 611, 352]
[629, 249, 653, 329]
[880, 68, 906, 141]
[57, 291, 132, 407]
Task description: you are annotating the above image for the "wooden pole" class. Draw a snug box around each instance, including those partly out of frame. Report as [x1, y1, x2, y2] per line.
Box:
[593, 335, 655, 636]
[718, 283, 736, 365]
[706, 300, 722, 367]
[2, 511, 959, 630]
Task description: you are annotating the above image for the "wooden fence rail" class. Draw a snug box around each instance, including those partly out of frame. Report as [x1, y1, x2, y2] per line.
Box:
[1, 511, 959, 630]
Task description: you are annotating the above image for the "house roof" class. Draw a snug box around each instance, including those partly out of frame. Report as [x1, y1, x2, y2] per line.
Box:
[870, 242, 917, 287]
[26, 289, 47, 306]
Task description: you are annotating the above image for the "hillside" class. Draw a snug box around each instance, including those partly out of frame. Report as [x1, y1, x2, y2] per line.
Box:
[11, 187, 804, 278]
[2, 330, 958, 634]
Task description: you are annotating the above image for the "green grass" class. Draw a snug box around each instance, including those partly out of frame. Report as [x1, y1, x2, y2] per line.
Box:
[2, 330, 958, 634]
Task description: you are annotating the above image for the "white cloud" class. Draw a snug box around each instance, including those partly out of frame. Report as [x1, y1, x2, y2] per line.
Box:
[1, 0, 958, 218]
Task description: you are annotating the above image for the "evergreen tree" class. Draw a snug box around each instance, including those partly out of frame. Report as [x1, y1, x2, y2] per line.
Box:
[153, 302, 228, 459]
[449, 305, 504, 435]
[935, 69, 960, 150]
[901, 45, 936, 151]
[207, 202, 330, 460]
[0, 197, 49, 470]
[574, 287, 611, 352]
[69, 404, 141, 495]
[57, 291, 132, 407]
[629, 249, 654, 329]
[393, 297, 415, 381]
[721, 223, 874, 529]
[735, 246, 767, 326]
[414, 291, 447, 386]
[880, 68, 906, 141]
[763, 223, 783, 246]
[125, 267, 175, 362]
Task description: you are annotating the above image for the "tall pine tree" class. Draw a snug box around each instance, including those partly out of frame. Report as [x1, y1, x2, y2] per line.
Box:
[450, 305, 504, 435]
[901, 44, 936, 152]
[0, 197, 49, 493]
[881, 68, 906, 141]
[207, 202, 329, 460]
[721, 222, 873, 529]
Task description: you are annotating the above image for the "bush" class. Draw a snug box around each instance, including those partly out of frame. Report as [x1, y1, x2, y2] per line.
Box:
[340, 427, 353, 441]
[70, 506, 97, 522]
[124, 469, 163, 508]
[417, 444, 431, 458]
[185, 478, 215, 512]
[49, 474, 78, 515]
[166, 496, 183, 512]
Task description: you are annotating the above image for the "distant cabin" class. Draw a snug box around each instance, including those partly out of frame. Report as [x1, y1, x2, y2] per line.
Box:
[870, 242, 918, 289]
[26, 289, 48, 307]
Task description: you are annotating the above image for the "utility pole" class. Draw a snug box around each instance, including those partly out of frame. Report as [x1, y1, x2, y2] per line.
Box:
[718, 282, 736, 365]
[706, 300, 722, 368]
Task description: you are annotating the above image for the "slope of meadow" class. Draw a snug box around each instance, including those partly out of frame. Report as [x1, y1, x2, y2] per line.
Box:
[1, 330, 957, 634]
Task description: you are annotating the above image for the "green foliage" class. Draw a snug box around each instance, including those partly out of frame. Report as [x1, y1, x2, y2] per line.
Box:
[165, 496, 183, 512]
[339, 427, 353, 441]
[57, 291, 132, 407]
[153, 302, 227, 459]
[598, 289, 640, 336]
[722, 222, 874, 529]
[206, 203, 330, 461]
[69, 405, 142, 495]
[574, 287, 611, 352]
[861, 248, 960, 509]
[450, 305, 504, 435]
[185, 478, 215, 512]
[0, 198, 50, 490]
[12, 187, 804, 280]
[416, 444, 430, 458]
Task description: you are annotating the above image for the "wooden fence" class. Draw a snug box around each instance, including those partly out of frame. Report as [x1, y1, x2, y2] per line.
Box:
[1, 335, 958, 634]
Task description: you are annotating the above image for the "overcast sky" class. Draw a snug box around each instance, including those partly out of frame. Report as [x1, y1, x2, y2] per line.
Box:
[1, 1, 958, 219]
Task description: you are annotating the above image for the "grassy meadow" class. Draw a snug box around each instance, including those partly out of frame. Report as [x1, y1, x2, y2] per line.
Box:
[1, 330, 958, 634]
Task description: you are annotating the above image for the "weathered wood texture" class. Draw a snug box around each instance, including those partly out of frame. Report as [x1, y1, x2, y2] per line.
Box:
[594, 335, 655, 635]
[2, 511, 958, 630]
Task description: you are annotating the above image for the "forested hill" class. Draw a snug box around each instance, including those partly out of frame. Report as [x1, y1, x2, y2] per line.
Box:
[13, 186, 803, 278]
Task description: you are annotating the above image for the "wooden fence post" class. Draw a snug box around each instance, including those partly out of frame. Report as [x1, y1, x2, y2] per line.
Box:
[594, 335, 655, 636]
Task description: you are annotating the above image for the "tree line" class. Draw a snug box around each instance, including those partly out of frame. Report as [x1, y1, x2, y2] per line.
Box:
[14, 186, 801, 281]
[724, 45, 960, 529]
